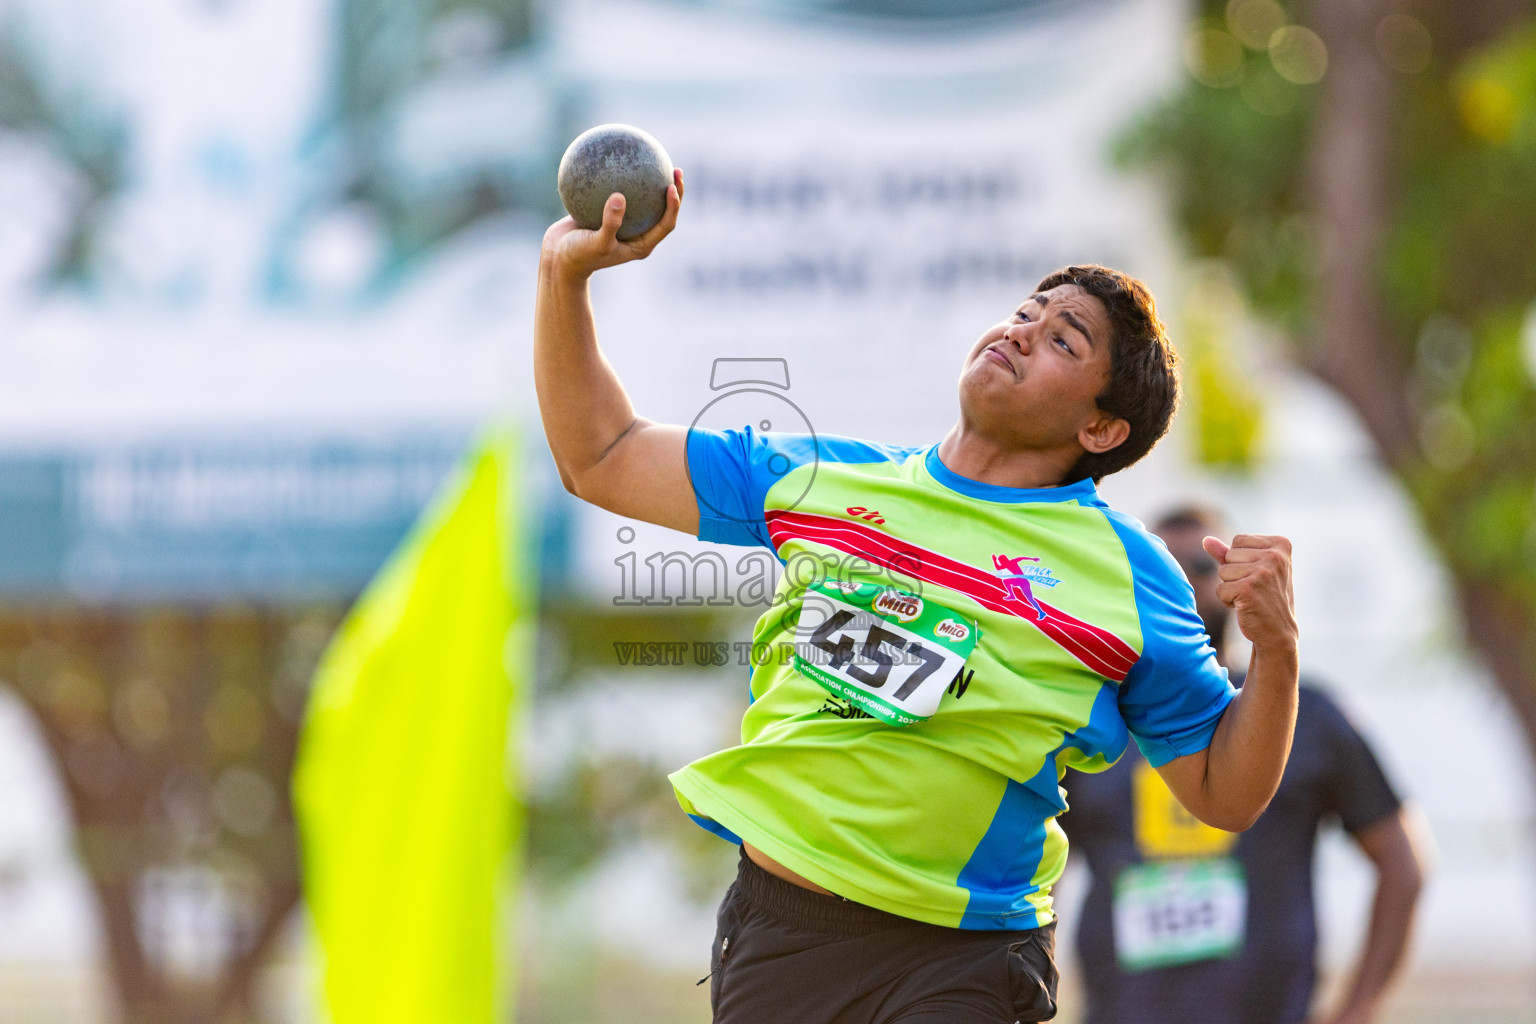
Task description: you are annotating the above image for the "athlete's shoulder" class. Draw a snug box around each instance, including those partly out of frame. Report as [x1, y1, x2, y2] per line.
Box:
[687, 428, 924, 547]
[808, 432, 925, 467]
[687, 427, 920, 483]
[1093, 507, 1187, 589]
[691, 426, 920, 466]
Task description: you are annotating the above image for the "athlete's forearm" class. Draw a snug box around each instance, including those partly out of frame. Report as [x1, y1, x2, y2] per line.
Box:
[1153, 534, 1298, 830]
[1194, 639, 1299, 830]
[533, 257, 641, 496]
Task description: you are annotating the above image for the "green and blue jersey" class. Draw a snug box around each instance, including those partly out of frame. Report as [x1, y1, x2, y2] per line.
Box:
[668, 427, 1235, 930]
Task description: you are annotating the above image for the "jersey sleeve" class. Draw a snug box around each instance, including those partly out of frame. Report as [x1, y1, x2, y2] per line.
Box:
[1102, 512, 1237, 768]
[686, 426, 817, 548]
[685, 427, 918, 548]
[1309, 686, 1403, 833]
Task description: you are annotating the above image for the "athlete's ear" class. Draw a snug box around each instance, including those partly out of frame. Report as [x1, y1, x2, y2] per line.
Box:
[1078, 412, 1130, 455]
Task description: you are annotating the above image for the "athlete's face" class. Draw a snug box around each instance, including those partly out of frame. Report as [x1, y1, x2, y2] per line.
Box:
[957, 284, 1128, 460]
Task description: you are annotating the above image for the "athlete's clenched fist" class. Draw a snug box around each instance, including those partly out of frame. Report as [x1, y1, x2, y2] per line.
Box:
[1201, 534, 1298, 652]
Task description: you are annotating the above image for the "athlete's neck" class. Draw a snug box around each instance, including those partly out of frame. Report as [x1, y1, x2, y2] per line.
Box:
[937, 425, 1078, 490]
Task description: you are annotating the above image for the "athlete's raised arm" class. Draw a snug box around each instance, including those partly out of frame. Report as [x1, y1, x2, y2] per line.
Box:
[534, 168, 698, 534]
[1156, 533, 1300, 831]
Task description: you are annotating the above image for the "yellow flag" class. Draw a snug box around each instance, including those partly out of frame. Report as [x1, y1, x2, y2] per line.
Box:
[293, 432, 527, 1024]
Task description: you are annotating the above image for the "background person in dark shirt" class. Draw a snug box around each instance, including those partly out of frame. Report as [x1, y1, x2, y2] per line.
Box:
[1063, 505, 1431, 1024]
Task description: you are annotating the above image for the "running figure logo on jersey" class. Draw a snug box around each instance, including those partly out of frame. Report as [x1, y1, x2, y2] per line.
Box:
[992, 554, 1061, 621]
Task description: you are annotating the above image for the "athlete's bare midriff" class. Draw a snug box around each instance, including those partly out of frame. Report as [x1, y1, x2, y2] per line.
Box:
[743, 842, 837, 896]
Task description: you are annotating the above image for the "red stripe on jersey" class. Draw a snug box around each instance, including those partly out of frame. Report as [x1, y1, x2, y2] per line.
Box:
[766, 509, 1139, 682]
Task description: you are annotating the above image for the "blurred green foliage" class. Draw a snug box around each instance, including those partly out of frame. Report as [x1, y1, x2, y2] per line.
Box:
[0, 606, 340, 1022]
[1123, 2, 1536, 609]
[1118, 66, 1316, 341]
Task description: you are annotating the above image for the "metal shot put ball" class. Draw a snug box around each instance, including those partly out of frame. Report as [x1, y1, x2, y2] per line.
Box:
[557, 124, 674, 241]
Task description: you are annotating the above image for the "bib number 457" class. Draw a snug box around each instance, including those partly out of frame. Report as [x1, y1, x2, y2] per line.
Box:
[792, 581, 978, 727]
[804, 610, 948, 700]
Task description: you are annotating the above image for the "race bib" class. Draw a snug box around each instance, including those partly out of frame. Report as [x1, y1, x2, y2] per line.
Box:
[792, 580, 978, 727]
[1113, 858, 1247, 971]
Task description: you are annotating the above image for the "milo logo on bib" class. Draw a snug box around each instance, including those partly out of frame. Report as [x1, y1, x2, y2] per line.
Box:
[873, 590, 923, 622]
[935, 618, 971, 642]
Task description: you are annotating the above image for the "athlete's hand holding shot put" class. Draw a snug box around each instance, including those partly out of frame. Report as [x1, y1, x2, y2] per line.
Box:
[533, 157, 1299, 1024]
[535, 170, 698, 536]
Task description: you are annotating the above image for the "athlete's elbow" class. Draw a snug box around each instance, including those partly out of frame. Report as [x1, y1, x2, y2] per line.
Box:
[563, 465, 621, 510]
[1183, 809, 1253, 833]
[1201, 796, 1271, 833]
[558, 462, 604, 505]
[1180, 789, 1268, 832]
[1213, 808, 1263, 833]
[555, 463, 583, 499]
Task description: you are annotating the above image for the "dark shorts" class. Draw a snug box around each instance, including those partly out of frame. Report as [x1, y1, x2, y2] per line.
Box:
[708, 850, 1059, 1024]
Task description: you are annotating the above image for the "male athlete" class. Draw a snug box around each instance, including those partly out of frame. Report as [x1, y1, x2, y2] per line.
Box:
[534, 171, 1301, 1023]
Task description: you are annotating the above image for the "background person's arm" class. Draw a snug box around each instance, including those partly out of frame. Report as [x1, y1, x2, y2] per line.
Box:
[534, 170, 699, 534]
[1309, 808, 1431, 1024]
[1156, 534, 1300, 831]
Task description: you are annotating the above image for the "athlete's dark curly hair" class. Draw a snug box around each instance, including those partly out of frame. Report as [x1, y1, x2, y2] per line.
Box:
[1035, 265, 1179, 483]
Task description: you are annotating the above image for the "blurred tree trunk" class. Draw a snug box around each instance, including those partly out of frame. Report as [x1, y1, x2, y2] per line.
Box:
[0, 607, 337, 1024]
[1304, 0, 1536, 761]
[1124, 0, 1536, 813]
[1456, 581, 1536, 766]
